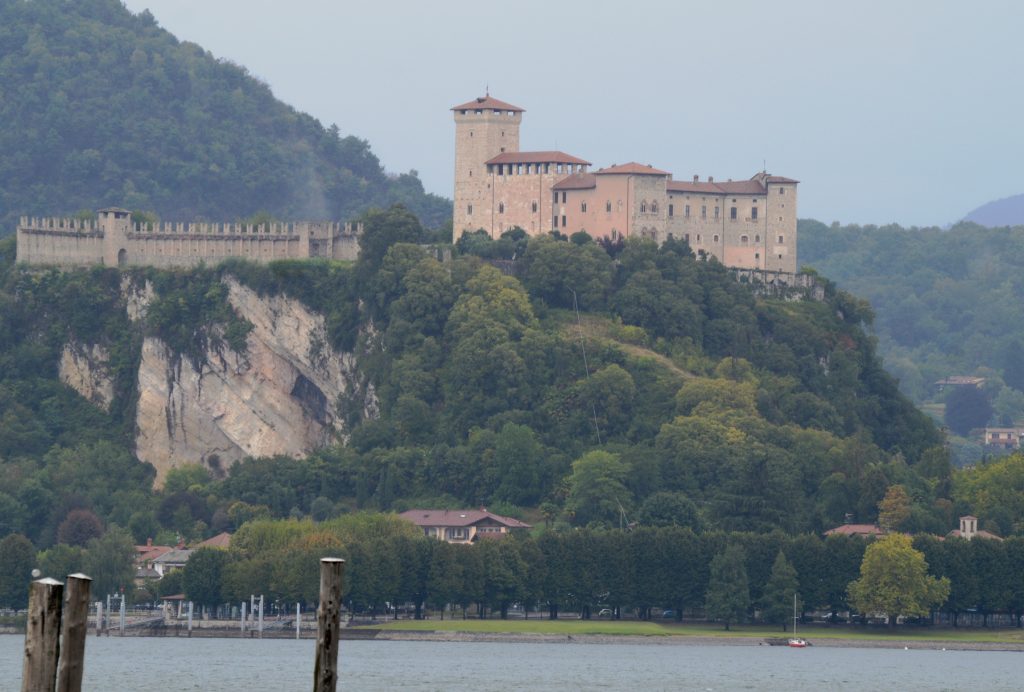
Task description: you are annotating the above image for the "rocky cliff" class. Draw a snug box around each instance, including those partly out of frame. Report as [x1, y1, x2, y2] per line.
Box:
[61, 276, 377, 488]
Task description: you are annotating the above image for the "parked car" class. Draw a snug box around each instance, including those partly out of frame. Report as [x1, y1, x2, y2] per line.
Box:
[597, 608, 614, 618]
[660, 609, 676, 619]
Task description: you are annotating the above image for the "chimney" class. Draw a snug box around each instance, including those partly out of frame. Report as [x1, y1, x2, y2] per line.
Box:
[708, 176, 713, 183]
[146, 537, 153, 547]
[693, 175, 699, 182]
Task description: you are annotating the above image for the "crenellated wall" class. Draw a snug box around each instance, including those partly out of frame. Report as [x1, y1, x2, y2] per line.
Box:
[16, 211, 362, 268]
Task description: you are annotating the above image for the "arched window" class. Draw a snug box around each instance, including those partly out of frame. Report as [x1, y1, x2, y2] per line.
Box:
[640, 200, 648, 214]
[713, 234, 720, 243]
[606, 201, 612, 212]
[651, 202, 658, 214]
[532, 201, 538, 213]
[499, 202, 505, 214]
[467, 204, 473, 215]
[740, 235, 749, 244]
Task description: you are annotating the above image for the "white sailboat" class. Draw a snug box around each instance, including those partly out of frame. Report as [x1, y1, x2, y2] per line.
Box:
[788, 593, 807, 648]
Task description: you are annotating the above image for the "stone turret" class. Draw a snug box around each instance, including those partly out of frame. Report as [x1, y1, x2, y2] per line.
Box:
[98, 207, 133, 267]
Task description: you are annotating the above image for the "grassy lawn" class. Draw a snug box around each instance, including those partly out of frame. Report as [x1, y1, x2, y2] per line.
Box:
[361, 618, 1024, 643]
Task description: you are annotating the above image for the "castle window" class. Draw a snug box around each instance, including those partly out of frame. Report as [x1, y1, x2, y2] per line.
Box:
[755, 252, 760, 259]
[779, 187, 785, 194]
[741, 235, 749, 244]
[532, 201, 538, 213]
[730, 207, 737, 220]
[517, 164, 523, 175]
[467, 204, 473, 215]
[557, 164, 564, 174]
[684, 205, 690, 218]
[562, 215, 566, 227]
[469, 170, 472, 177]
[668, 204, 674, 217]
[553, 216, 559, 228]
[497, 165, 503, 176]
[562, 192, 567, 203]
[684, 234, 690, 242]
[640, 201, 647, 214]
[581, 202, 587, 213]
[751, 207, 758, 220]
[612, 229, 618, 240]
[778, 254, 783, 259]
[461, 110, 468, 115]
[755, 235, 760, 242]
[499, 202, 505, 214]
[652, 202, 658, 214]
[475, 109, 482, 114]
[606, 201, 612, 213]
[696, 234, 702, 243]
[714, 206, 720, 219]
[778, 235, 784, 243]
[544, 163, 550, 174]
[469, 131, 473, 137]
[713, 234, 720, 243]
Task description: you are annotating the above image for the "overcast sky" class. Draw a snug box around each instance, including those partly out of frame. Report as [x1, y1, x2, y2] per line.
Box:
[122, 0, 1023, 227]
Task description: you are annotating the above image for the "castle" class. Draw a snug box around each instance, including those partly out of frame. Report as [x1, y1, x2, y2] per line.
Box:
[452, 95, 799, 273]
[16, 208, 362, 268]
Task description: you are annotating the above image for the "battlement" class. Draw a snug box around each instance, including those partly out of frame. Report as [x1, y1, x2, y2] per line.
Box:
[19, 216, 101, 233]
[16, 210, 363, 268]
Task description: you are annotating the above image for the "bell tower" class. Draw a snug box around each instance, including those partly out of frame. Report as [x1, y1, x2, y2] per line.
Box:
[452, 95, 523, 240]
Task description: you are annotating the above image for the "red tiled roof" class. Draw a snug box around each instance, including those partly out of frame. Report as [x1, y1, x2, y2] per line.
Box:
[668, 172, 799, 195]
[552, 173, 597, 190]
[194, 532, 232, 549]
[451, 96, 525, 112]
[595, 162, 670, 176]
[948, 529, 1003, 541]
[135, 545, 173, 563]
[399, 509, 532, 529]
[667, 181, 727, 194]
[486, 151, 590, 166]
[824, 524, 884, 537]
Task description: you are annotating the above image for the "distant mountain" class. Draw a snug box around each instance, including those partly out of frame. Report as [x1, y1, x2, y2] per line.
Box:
[0, 0, 451, 231]
[962, 193, 1024, 227]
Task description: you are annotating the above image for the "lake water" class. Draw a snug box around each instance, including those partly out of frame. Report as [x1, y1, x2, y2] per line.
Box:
[1, 634, 1020, 691]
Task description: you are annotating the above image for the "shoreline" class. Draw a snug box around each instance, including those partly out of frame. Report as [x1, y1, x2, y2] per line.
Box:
[366, 629, 1024, 651]
[3, 626, 1023, 652]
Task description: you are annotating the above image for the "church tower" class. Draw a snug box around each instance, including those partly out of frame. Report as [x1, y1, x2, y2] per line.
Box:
[451, 95, 523, 240]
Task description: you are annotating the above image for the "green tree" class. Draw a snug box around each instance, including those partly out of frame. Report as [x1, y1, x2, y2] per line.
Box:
[877, 485, 912, 532]
[760, 551, 799, 631]
[183, 547, 230, 609]
[636, 492, 702, 530]
[492, 423, 544, 506]
[848, 534, 950, 627]
[83, 526, 137, 600]
[944, 385, 993, 436]
[565, 451, 633, 526]
[705, 543, 750, 630]
[0, 534, 36, 608]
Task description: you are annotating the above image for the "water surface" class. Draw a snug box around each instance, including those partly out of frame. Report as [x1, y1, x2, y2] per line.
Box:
[1, 635, 1019, 690]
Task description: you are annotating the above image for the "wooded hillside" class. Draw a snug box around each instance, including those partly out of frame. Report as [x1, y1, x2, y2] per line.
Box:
[0, 0, 451, 230]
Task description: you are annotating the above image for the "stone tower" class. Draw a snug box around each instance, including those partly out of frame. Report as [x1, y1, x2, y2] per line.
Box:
[451, 95, 523, 240]
[99, 207, 133, 267]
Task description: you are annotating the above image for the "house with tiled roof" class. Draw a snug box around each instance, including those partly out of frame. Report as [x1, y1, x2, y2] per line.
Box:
[399, 509, 531, 544]
[824, 523, 885, 538]
[452, 94, 798, 273]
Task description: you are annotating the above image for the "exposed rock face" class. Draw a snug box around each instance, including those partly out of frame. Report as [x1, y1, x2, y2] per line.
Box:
[121, 275, 155, 322]
[59, 342, 115, 411]
[134, 277, 376, 487]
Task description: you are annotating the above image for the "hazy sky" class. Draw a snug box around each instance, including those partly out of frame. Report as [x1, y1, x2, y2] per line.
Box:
[122, 0, 1023, 227]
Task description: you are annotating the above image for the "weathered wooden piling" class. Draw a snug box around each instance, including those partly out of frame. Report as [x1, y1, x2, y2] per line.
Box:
[314, 558, 345, 692]
[56, 573, 92, 692]
[22, 578, 64, 692]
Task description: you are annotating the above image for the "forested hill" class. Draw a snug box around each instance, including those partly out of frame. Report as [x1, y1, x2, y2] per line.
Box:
[0, 211, 969, 560]
[799, 220, 1024, 416]
[0, 0, 451, 230]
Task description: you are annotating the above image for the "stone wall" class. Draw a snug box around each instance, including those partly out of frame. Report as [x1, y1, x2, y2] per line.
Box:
[16, 212, 361, 268]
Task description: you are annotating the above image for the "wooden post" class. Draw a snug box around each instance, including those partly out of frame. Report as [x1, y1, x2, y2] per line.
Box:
[22, 577, 63, 692]
[56, 573, 92, 692]
[314, 558, 345, 692]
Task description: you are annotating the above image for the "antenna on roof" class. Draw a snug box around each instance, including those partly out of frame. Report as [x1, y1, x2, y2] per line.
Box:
[763, 159, 767, 173]
[485, 83, 489, 97]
